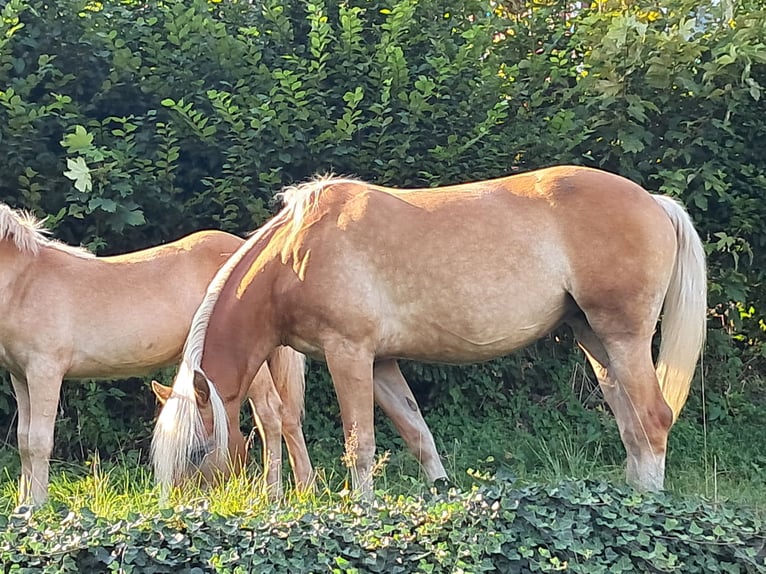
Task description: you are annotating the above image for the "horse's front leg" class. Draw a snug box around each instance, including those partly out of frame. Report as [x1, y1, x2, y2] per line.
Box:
[246, 363, 284, 499]
[10, 374, 33, 506]
[325, 345, 376, 500]
[17, 366, 64, 507]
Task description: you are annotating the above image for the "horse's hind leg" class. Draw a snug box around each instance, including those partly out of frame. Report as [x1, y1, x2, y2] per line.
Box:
[570, 320, 673, 491]
[279, 402, 314, 492]
[373, 359, 448, 484]
[268, 347, 315, 492]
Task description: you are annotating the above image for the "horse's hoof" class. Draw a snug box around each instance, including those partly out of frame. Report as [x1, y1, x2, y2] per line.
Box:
[429, 477, 457, 497]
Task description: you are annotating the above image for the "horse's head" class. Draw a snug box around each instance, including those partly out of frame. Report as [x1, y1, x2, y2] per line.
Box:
[151, 372, 247, 491]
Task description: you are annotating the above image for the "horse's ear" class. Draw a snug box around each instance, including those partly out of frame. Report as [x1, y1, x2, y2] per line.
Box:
[193, 371, 211, 405]
[151, 380, 173, 405]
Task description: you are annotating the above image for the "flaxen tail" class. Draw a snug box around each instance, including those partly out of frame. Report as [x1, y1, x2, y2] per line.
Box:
[652, 195, 707, 422]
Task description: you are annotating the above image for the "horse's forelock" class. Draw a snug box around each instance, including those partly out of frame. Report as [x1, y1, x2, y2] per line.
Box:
[152, 361, 200, 493]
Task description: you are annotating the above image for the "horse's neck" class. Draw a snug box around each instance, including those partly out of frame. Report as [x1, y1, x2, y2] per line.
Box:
[198, 250, 282, 401]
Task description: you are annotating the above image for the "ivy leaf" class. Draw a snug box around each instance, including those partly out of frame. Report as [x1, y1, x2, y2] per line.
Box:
[63, 157, 92, 192]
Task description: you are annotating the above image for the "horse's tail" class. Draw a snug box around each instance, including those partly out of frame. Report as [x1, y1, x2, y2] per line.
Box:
[270, 346, 307, 423]
[151, 360, 229, 495]
[652, 195, 707, 422]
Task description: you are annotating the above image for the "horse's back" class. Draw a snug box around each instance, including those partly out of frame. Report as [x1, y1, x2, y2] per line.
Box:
[278, 166, 678, 362]
[102, 229, 243, 266]
[6, 229, 245, 378]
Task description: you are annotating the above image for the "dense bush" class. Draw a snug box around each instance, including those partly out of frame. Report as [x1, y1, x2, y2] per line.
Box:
[1, 479, 764, 573]
[0, 0, 764, 484]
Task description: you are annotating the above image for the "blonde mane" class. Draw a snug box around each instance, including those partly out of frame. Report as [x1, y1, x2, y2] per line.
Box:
[152, 212, 289, 490]
[277, 174, 364, 235]
[0, 203, 94, 258]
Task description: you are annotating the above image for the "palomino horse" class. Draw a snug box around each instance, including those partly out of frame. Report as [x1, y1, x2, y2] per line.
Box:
[152, 165, 707, 498]
[0, 204, 312, 506]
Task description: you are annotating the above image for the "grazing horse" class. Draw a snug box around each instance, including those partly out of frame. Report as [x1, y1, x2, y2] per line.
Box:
[152, 165, 707, 498]
[151, 355, 446, 496]
[0, 204, 312, 506]
[150, 345, 312, 500]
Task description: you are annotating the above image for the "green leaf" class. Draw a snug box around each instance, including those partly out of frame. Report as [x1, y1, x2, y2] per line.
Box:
[100, 198, 118, 212]
[688, 521, 704, 536]
[63, 157, 92, 192]
[122, 209, 145, 226]
[61, 125, 94, 152]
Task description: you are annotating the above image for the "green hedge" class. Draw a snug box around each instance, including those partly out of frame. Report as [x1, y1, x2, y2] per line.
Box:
[1, 479, 764, 573]
[0, 0, 764, 474]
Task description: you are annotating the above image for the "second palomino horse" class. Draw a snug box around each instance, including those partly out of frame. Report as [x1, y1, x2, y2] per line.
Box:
[152, 165, 707, 498]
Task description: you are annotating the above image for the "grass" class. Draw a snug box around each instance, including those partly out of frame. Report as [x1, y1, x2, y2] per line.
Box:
[1, 416, 764, 522]
[2, 364, 764, 520]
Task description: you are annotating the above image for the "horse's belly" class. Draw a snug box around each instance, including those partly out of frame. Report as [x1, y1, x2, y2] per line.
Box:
[381, 299, 568, 363]
[61, 291, 203, 379]
[289, 245, 573, 363]
[66, 329, 185, 379]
